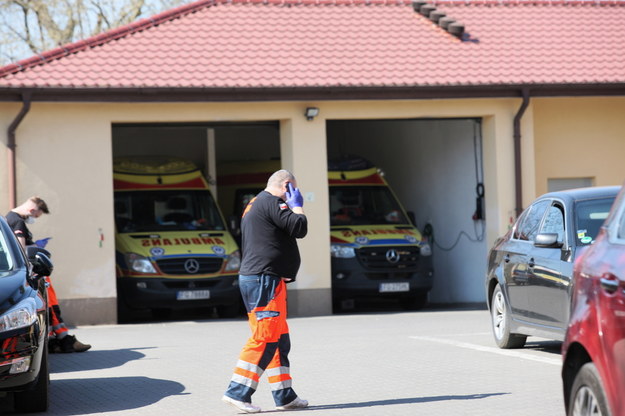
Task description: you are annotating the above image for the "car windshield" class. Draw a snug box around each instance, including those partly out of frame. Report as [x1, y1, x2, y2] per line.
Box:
[575, 197, 615, 246]
[114, 190, 225, 233]
[329, 186, 408, 226]
[0, 228, 15, 273]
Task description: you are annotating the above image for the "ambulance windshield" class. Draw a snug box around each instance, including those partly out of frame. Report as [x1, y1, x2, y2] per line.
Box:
[114, 190, 225, 232]
[329, 186, 408, 226]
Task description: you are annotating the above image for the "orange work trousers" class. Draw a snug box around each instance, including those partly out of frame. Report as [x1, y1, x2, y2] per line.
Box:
[224, 274, 298, 406]
[45, 276, 69, 339]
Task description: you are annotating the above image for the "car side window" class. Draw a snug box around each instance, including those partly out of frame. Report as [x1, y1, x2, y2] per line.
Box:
[514, 200, 550, 242]
[540, 204, 565, 243]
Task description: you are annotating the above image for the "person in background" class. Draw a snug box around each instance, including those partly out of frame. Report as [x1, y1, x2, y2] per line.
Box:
[7, 196, 91, 353]
[222, 170, 308, 413]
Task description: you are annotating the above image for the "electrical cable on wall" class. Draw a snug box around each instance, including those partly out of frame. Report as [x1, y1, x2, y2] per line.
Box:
[423, 119, 485, 252]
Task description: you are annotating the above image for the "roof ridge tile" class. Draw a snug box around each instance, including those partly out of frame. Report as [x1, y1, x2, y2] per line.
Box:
[432, 0, 625, 5]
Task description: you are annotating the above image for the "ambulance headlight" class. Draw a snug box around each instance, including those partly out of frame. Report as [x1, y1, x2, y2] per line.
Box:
[224, 250, 241, 272]
[126, 253, 157, 274]
[330, 245, 356, 258]
[420, 242, 432, 257]
[0, 298, 37, 332]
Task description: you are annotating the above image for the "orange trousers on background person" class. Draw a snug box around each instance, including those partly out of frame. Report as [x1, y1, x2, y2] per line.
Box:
[224, 274, 299, 407]
[45, 276, 69, 339]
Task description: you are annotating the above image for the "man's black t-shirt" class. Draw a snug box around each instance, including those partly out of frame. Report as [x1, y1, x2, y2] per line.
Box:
[239, 191, 308, 280]
[6, 211, 33, 245]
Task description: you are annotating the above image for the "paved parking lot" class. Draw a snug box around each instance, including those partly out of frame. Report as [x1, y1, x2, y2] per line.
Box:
[3, 306, 565, 415]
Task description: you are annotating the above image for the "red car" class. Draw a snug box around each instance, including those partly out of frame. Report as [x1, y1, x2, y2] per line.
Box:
[562, 186, 625, 416]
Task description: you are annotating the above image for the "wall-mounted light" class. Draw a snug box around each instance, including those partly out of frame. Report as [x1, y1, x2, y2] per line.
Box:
[305, 107, 319, 121]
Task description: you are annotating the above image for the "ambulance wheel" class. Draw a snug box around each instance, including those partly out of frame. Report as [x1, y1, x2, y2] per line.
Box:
[400, 292, 428, 310]
[117, 299, 137, 323]
[14, 343, 49, 412]
[332, 297, 355, 313]
[151, 308, 172, 320]
[217, 301, 241, 318]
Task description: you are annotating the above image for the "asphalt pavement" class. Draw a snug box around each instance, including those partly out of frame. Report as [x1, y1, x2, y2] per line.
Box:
[1, 305, 565, 415]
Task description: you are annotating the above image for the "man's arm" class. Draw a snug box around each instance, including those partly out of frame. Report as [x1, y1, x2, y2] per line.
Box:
[15, 234, 26, 249]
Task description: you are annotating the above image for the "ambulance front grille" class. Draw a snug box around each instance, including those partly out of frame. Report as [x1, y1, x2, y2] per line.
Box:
[356, 246, 419, 270]
[156, 257, 223, 275]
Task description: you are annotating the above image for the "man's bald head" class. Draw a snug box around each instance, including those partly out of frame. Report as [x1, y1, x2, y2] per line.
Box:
[266, 169, 297, 199]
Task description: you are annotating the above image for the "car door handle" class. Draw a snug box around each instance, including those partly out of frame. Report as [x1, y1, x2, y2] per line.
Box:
[528, 258, 535, 268]
[600, 273, 619, 294]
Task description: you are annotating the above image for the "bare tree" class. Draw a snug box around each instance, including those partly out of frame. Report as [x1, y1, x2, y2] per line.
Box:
[0, 0, 190, 66]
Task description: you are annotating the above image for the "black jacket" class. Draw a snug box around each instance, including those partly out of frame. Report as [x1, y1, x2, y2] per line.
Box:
[239, 191, 307, 280]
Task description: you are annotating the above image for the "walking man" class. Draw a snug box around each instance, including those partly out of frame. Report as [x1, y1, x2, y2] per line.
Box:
[222, 170, 309, 413]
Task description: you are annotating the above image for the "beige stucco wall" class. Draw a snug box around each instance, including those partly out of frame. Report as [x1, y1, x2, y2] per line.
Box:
[1, 96, 538, 323]
[533, 97, 625, 196]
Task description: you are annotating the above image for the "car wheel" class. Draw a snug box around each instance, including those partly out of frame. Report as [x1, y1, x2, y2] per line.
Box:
[14, 343, 49, 413]
[568, 362, 610, 416]
[490, 284, 526, 349]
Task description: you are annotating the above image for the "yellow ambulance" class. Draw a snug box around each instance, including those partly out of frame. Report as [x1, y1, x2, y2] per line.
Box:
[113, 157, 241, 319]
[218, 156, 434, 311]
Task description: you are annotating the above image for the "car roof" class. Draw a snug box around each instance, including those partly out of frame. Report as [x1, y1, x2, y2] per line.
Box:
[538, 186, 621, 204]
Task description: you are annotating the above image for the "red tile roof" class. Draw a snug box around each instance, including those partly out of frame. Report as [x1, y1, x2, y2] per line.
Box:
[0, 0, 624, 93]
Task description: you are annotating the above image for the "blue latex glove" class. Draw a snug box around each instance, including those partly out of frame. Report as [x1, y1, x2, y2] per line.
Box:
[35, 237, 52, 248]
[285, 182, 304, 208]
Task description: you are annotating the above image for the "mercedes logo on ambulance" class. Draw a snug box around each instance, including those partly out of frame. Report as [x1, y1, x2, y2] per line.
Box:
[184, 259, 201, 274]
[385, 249, 400, 264]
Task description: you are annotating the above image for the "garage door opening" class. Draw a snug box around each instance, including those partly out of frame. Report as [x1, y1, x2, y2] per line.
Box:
[326, 118, 487, 305]
[111, 122, 280, 321]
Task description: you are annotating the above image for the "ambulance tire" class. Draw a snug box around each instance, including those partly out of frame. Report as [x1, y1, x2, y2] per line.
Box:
[332, 297, 355, 313]
[117, 299, 137, 324]
[14, 343, 49, 413]
[400, 291, 428, 310]
[217, 301, 241, 318]
[151, 308, 173, 320]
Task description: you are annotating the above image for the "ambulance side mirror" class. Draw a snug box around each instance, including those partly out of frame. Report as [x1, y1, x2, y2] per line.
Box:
[228, 215, 241, 236]
[407, 211, 417, 227]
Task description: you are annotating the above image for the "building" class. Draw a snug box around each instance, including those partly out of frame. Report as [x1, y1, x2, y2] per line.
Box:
[1, 0, 624, 324]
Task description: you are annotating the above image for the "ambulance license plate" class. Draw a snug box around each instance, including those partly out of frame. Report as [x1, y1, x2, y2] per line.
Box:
[177, 290, 211, 300]
[379, 282, 410, 293]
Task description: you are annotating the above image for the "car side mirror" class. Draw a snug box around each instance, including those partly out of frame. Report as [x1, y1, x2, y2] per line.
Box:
[26, 246, 54, 276]
[534, 233, 563, 248]
[31, 252, 53, 277]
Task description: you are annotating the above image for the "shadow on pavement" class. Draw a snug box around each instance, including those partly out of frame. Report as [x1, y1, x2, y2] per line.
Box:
[1, 376, 187, 415]
[47, 376, 187, 415]
[290, 393, 509, 411]
[524, 340, 563, 355]
[50, 347, 154, 373]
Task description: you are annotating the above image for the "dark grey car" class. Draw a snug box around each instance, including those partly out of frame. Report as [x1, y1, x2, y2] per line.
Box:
[485, 186, 620, 349]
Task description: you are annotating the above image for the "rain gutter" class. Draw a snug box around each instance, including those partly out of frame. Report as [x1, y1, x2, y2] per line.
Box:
[7, 91, 32, 209]
[513, 88, 530, 216]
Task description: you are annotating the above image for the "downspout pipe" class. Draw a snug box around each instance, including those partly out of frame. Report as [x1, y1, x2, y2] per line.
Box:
[7, 91, 32, 209]
[513, 88, 530, 216]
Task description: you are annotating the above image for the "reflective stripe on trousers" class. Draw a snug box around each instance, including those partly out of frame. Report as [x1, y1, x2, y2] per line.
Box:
[224, 274, 298, 406]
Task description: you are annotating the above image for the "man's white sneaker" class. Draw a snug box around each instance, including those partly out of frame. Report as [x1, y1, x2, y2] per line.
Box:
[276, 397, 309, 410]
[222, 395, 262, 413]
